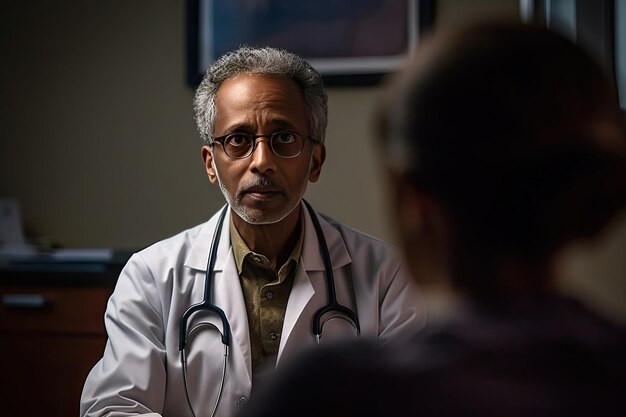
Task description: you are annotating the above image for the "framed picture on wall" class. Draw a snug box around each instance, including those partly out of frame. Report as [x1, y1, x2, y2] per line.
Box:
[186, 0, 435, 86]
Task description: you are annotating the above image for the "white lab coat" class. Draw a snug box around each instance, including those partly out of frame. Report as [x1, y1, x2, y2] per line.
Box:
[80, 203, 424, 417]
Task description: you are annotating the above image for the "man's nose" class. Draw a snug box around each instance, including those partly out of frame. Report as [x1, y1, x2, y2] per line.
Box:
[249, 137, 277, 173]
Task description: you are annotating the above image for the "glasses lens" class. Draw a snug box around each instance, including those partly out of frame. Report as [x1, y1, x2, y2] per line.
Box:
[224, 134, 254, 158]
[271, 132, 304, 158]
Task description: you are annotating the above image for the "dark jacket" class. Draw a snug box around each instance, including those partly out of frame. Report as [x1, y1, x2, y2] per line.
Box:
[239, 296, 626, 417]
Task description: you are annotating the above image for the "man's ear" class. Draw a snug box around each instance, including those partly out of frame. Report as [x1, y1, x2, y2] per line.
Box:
[308, 143, 326, 182]
[201, 145, 218, 184]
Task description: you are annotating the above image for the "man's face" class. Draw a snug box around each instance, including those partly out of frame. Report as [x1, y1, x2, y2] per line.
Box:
[201, 73, 325, 225]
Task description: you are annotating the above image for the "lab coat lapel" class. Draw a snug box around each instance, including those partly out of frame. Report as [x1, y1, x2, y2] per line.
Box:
[277, 203, 352, 362]
[214, 249, 252, 382]
[184, 205, 230, 272]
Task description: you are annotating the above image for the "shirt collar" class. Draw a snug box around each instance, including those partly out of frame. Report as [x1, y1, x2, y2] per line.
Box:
[229, 212, 305, 275]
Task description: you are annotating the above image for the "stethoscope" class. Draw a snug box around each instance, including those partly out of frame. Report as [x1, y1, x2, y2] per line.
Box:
[179, 199, 360, 417]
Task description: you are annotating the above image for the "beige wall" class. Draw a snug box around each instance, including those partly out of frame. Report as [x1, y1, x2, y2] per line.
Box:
[2, 1, 625, 321]
[0, 1, 521, 249]
[0, 1, 396, 249]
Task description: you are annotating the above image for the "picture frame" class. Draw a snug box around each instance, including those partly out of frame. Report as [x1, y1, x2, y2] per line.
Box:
[186, 0, 435, 87]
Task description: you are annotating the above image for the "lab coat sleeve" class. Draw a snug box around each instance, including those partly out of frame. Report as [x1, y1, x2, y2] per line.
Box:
[80, 253, 167, 417]
[377, 261, 425, 341]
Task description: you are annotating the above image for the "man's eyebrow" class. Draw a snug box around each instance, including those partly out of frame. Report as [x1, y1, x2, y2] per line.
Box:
[271, 119, 297, 130]
[222, 123, 254, 133]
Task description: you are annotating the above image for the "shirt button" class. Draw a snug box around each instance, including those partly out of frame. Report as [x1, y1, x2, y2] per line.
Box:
[235, 395, 247, 408]
[269, 332, 278, 341]
[265, 291, 274, 300]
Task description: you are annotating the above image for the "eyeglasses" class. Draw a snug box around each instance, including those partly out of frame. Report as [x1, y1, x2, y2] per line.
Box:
[212, 131, 307, 159]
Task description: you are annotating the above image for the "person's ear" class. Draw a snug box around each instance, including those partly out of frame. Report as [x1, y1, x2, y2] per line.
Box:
[391, 174, 426, 245]
[308, 143, 326, 183]
[390, 172, 452, 287]
[201, 145, 218, 184]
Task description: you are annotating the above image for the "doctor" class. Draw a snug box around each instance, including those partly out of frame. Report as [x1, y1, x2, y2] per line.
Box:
[80, 46, 424, 417]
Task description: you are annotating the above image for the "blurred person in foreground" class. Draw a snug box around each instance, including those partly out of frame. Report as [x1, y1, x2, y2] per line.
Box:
[237, 22, 626, 417]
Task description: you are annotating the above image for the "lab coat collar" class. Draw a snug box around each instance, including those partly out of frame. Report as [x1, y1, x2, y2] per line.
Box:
[300, 201, 352, 271]
[278, 202, 353, 361]
[184, 205, 232, 272]
[184, 201, 352, 273]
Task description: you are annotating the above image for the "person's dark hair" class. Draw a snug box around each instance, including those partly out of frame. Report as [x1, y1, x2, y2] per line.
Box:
[194, 46, 328, 146]
[378, 22, 626, 295]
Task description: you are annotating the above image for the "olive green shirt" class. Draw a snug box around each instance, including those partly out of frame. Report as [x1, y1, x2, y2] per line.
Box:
[229, 217, 304, 375]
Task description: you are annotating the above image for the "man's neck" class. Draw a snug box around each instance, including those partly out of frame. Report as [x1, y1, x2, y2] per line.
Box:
[231, 206, 302, 271]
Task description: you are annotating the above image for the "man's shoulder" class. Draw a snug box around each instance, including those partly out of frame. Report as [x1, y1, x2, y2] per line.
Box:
[132, 218, 213, 266]
[319, 212, 398, 250]
[143, 222, 206, 252]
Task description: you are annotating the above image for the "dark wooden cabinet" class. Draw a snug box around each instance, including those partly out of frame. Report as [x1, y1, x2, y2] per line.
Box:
[0, 255, 128, 417]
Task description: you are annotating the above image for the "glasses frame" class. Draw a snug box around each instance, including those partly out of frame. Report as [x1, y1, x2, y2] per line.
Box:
[211, 131, 309, 159]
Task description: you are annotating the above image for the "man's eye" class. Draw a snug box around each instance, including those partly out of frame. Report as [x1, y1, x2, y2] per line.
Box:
[226, 134, 251, 147]
[274, 132, 297, 144]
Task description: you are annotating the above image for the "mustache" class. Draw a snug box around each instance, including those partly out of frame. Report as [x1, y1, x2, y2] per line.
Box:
[237, 176, 283, 195]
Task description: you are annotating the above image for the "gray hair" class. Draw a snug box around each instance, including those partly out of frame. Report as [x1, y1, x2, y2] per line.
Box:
[194, 46, 328, 146]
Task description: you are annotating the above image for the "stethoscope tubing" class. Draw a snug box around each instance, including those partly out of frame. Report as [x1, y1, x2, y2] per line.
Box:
[178, 200, 360, 416]
[302, 199, 361, 339]
[179, 205, 231, 353]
